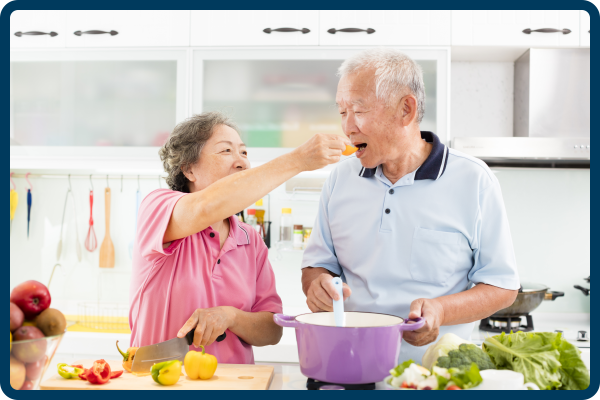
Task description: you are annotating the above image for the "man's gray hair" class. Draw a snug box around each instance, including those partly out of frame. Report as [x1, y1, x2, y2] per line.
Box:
[337, 48, 426, 124]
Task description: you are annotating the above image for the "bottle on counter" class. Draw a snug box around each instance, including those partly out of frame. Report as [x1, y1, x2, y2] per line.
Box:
[279, 208, 293, 249]
[246, 209, 258, 228]
[293, 225, 304, 250]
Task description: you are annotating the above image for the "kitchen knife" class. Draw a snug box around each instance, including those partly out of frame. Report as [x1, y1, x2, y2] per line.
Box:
[131, 330, 226, 374]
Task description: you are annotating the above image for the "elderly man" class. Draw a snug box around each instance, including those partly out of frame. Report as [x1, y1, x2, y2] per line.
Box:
[301, 48, 520, 362]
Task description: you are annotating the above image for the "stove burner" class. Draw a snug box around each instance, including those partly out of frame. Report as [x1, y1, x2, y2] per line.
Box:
[306, 378, 376, 390]
[479, 314, 534, 333]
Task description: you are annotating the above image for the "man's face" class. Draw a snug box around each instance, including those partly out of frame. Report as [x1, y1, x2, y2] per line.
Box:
[336, 69, 404, 169]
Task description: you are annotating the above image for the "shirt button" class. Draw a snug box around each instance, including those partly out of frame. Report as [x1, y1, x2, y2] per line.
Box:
[217, 259, 221, 264]
[209, 233, 215, 238]
[389, 189, 394, 194]
[385, 208, 391, 214]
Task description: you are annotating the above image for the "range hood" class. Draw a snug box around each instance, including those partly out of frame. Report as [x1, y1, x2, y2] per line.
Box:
[453, 48, 590, 166]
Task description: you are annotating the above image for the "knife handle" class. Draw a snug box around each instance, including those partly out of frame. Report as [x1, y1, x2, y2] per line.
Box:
[185, 330, 227, 345]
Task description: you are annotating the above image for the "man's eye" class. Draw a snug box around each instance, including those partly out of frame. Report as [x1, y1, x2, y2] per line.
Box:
[242, 151, 248, 156]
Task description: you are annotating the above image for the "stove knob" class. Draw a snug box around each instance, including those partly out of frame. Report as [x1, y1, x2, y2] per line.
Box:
[577, 330, 589, 341]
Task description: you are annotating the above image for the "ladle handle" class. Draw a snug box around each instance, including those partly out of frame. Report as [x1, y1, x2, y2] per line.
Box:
[332, 277, 345, 327]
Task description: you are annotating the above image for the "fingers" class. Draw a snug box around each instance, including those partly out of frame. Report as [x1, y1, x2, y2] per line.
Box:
[342, 283, 352, 300]
[177, 313, 199, 338]
[408, 298, 424, 320]
[319, 274, 340, 301]
[200, 324, 214, 348]
[403, 328, 439, 347]
[192, 318, 207, 348]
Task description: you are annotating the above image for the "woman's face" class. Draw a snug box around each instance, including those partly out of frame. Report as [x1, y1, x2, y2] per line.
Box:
[184, 124, 250, 192]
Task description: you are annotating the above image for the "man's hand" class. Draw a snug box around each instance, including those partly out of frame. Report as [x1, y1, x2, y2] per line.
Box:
[403, 298, 445, 347]
[306, 272, 352, 312]
[177, 306, 236, 348]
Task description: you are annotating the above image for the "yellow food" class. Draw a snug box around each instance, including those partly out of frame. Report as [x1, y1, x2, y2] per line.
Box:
[184, 346, 218, 380]
[342, 145, 358, 156]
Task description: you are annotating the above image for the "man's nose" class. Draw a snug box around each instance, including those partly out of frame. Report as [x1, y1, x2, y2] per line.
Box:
[343, 112, 359, 135]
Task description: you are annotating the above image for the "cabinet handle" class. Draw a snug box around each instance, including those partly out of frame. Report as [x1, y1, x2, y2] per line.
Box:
[263, 27, 310, 34]
[522, 28, 571, 35]
[327, 28, 375, 34]
[74, 30, 119, 36]
[14, 31, 58, 37]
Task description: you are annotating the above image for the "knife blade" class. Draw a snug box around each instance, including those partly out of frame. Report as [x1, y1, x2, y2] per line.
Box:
[131, 330, 226, 374]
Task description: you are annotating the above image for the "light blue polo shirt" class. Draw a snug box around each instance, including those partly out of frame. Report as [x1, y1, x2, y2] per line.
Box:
[301, 131, 520, 364]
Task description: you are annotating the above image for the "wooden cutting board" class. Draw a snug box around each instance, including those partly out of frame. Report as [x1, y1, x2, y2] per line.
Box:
[40, 359, 274, 390]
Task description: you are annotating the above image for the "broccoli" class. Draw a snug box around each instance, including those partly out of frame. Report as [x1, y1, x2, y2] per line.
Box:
[436, 343, 495, 371]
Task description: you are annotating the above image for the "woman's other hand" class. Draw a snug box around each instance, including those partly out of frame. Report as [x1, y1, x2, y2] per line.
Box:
[291, 133, 351, 172]
[177, 306, 236, 348]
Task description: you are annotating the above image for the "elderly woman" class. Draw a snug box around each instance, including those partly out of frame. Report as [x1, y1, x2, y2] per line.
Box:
[129, 111, 348, 364]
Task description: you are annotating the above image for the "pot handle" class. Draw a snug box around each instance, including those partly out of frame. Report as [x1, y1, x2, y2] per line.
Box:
[273, 314, 299, 328]
[399, 317, 426, 331]
[544, 291, 565, 301]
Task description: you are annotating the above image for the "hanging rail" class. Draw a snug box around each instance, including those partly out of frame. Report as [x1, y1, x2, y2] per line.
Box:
[9, 173, 166, 180]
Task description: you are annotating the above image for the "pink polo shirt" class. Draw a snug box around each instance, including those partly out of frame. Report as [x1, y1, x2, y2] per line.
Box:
[129, 189, 282, 364]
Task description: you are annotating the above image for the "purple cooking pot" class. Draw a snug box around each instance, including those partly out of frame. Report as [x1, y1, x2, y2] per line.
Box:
[274, 311, 425, 384]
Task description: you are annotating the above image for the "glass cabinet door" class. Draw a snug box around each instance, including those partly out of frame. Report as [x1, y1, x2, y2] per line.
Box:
[10, 50, 188, 146]
[194, 48, 448, 148]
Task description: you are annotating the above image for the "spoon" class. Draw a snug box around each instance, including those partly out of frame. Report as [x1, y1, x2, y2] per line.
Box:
[332, 277, 345, 327]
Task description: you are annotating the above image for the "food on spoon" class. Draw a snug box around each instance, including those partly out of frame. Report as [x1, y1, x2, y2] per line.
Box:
[184, 345, 218, 380]
[151, 360, 182, 386]
[10, 302, 24, 332]
[35, 308, 66, 336]
[10, 280, 52, 320]
[10, 356, 26, 390]
[342, 145, 359, 156]
[436, 343, 495, 371]
[421, 332, 471, 369]
[12, 326, 47, 363]
[116, 341, 138, 373]
[483, 331, 590, 390]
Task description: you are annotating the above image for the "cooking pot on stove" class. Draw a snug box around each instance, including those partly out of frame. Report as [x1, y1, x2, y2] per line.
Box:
[273, 312, 425, 385]
[491, 282, 564, 317]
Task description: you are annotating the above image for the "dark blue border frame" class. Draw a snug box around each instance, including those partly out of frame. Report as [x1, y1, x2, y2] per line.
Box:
[4, 0, 597, 398]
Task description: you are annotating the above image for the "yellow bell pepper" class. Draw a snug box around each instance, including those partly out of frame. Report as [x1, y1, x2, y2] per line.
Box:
[184, 345, 218, 380]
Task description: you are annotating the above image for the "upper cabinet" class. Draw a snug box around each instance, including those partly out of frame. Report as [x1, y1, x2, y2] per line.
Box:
[64, 11, 190, 47]
[11, 10, 67, 48]
[319, 10, 451, 46]
[452, 11, 580, 47]
[190, 11, 319, 46]
[580, 10, 590, 47]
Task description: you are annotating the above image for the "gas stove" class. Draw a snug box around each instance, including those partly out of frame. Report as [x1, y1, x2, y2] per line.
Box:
[479, 314, 534, 333]
[306, 378, 376, 390]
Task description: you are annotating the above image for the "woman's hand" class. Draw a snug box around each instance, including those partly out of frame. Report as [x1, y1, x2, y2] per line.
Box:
[177, 306, 236, 348]
[290, 133, 351, 172]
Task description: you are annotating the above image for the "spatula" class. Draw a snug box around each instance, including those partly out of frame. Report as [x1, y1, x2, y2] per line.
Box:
[332, 277, 345, 327]
[99, 187, 115, 268]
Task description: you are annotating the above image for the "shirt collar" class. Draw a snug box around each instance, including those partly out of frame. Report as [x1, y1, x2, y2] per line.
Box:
[358, 131, 449, 181]
[229, 216, 251, 246]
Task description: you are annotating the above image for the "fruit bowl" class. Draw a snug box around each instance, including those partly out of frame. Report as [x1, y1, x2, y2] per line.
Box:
[10, 331, 65, 390]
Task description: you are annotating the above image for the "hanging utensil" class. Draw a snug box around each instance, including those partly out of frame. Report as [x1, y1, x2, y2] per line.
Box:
[57, 175, 82, 262]
[25, 173, 32, 238]
[128, 176, 142, 259]
[85, 176, 98, 252]
[10, 172, 18, 235]
[99, 178, 115, 268]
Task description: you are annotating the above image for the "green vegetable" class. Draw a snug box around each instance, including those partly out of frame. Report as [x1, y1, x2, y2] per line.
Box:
[436, 343, 495, 371]
[435, 374, 449, 389]
[448, 363, 483, 389]
[389, 359, 415, 377]
[483, 331, 589, 390]
[421, 333, 470, 369]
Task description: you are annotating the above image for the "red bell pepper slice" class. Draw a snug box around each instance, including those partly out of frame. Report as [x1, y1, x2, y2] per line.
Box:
[85, 359, 111, 384]
[78, 369, 88, 381]
[110, 370, 124, 379]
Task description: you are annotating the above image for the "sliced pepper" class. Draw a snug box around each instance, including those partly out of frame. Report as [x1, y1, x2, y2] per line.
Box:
[116, 340, 138, 373]
[183, 345, 218, 380]
[110, 370, 124, 379]
[151, 360, 182, 386]
[57, 363, 85, 379]
[84, 359, 111, 384]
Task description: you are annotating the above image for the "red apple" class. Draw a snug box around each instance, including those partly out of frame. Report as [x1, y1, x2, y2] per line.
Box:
[25, 357, 46, 381]
[10, 356, 25, 390]
[12, 326, 47, 363]
[10, 302, 24, 332]
[20, 380, 35, 390]
[10, 280, 51, 319]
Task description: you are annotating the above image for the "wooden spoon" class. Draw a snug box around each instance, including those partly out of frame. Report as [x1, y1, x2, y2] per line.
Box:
[99, 187, 115, 268]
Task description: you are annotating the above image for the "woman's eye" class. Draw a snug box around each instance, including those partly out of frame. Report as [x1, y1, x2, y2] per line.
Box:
[242, 151, 248, 156]
[222, 149, 231, 153]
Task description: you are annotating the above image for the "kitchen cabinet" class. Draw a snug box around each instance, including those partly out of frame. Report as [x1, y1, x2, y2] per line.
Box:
[580, 10, 590, 47]
[190, 11, 319, 46]
[452, 10, 580, 47]
[319, 10, 451, 46]
[10, 10, 67, 48]
[65, 11, 190, 47]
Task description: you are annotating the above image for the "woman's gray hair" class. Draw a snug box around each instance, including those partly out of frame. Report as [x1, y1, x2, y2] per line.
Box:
[158, 112, 239, 193]
[337, 48, 426, 124]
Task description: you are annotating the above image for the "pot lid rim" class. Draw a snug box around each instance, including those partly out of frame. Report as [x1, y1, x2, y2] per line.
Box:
[293, 311, 406, 328]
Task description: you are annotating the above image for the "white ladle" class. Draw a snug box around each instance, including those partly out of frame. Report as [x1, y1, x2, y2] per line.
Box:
[332, 277, 345, 327]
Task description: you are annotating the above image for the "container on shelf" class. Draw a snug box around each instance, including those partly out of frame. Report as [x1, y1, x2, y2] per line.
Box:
[246, 209, 258, 229]
[303, 227, 312, 249]
[279, 208, 293, 250]
[293, 224, 304, 250]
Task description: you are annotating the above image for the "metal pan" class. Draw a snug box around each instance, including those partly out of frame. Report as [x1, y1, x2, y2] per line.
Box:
[491, 282, 564, 317]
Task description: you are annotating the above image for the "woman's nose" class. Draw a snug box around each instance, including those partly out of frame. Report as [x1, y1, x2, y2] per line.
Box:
[233, 152, 248, 170]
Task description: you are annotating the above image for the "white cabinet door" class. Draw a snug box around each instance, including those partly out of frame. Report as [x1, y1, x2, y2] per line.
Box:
[452, 10, 580, 47]
[190, 11, 319, 46]
[580, 10, 590, 47]
[10, 10, 67, 48]
[65, 11, 190, 47]
[319, 10, 451, 46]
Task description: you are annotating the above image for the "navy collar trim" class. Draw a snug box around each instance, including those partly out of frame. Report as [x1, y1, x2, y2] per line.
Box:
[358, 131, 448, 181]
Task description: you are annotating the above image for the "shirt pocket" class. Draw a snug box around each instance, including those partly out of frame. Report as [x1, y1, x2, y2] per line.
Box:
[409, 227, 461, 286]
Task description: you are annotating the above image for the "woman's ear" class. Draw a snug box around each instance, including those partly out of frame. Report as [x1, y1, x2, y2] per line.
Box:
[181, 165, 196, 182]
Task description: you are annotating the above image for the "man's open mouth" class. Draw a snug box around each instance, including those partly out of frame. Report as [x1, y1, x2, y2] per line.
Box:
[354, 143, 367, 157]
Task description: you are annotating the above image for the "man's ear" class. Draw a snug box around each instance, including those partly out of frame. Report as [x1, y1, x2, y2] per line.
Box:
[399, 95, 418, 127]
